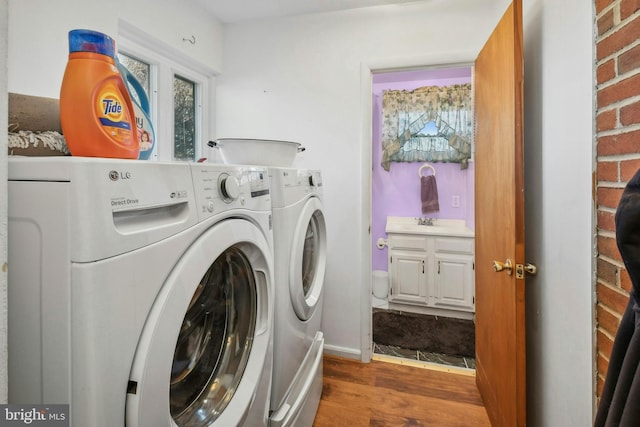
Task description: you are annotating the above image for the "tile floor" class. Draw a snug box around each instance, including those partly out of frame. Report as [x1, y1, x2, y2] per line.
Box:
[373, 342, 476, 369]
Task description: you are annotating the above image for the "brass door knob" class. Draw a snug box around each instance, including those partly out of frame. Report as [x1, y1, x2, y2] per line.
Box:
[493, 259, 513, 275]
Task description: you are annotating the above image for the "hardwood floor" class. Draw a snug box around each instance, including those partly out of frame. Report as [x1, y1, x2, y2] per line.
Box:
[313, 354, 490, 427]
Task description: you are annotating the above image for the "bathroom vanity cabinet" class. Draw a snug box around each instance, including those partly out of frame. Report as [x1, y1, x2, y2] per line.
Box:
[385, 217, 475, 319]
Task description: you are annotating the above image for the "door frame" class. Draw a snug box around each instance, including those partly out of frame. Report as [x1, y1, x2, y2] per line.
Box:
[359, 51, 477, 363]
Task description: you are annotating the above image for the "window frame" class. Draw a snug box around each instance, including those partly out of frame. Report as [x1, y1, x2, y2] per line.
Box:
[117, 21, 215, 162]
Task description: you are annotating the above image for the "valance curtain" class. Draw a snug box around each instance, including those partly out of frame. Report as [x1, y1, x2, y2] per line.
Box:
[381, 84, 473, 171]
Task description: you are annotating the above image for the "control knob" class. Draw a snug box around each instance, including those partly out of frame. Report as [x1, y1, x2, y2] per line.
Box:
[218, 173, 240, 202]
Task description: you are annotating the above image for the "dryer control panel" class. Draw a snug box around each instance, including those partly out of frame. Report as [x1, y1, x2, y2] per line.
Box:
[270, 168, 323, 208]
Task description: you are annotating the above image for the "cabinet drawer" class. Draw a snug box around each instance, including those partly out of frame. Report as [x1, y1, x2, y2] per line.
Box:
[434, 237, 474, 254]
[388, 234, 427, 250]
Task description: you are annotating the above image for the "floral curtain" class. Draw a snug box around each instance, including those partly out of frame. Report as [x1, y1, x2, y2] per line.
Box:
[381, 84, 473, 171]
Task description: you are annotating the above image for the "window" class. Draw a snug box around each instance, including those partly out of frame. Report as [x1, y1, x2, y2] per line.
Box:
[116, 53, 151, 102]
[173, 75, 196, 161]
[116, 23, 214, 162]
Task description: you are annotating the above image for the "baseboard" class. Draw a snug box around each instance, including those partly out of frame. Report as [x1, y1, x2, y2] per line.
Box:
[323, 343, 361, 360]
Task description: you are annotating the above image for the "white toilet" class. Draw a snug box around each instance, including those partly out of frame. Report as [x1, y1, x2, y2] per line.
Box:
[372, 270, 389, 308]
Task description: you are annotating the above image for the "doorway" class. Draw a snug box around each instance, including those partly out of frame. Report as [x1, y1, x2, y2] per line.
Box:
[370, 65, 476, 370]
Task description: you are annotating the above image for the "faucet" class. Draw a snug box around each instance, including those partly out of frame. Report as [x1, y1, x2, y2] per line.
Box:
[418, 217, 434, 226]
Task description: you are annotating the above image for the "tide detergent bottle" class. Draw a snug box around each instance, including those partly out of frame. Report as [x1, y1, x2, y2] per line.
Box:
[116, 57, 156, 160]
[60, 29, 139, 159]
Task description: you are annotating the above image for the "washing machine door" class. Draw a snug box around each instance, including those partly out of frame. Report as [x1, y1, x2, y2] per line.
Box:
[289, 197, 327, 321]
[125, 219, 273, 427]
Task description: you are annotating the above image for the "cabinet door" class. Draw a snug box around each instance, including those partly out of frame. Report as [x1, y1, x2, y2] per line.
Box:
[432, 253, 474, 311]
[388, 249, 428, 305]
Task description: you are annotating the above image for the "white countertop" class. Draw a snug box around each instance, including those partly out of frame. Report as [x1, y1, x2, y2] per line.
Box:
[385, 216, 475, 238]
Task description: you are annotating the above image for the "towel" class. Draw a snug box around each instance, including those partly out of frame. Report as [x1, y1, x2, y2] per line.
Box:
[421, 175, 439, 214]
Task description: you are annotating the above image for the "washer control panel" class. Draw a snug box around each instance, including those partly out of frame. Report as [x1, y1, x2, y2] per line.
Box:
[191, 164, 271, 221]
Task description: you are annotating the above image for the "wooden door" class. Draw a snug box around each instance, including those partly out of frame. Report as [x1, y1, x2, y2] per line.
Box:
[474, 0, 526, 426]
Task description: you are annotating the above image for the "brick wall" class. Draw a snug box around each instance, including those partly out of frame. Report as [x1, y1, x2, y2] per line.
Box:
[595, 0, 640, 397]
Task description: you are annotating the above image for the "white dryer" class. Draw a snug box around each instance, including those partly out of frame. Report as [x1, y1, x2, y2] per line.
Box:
[268, 168, 327, 427]
[8, 157, 274, 427]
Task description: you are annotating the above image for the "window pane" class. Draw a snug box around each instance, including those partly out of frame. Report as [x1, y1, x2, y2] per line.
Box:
[116, 52, 151, 106]
[174, 75, 196, 161]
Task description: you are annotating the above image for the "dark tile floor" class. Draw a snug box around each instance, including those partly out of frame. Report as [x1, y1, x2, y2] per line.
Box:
[373, 342, 476, 370]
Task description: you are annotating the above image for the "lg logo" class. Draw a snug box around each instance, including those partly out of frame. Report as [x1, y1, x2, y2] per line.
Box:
[109, 170, 132, 181]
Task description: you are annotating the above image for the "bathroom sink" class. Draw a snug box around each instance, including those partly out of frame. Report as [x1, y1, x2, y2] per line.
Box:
[385, 216, 474, 237]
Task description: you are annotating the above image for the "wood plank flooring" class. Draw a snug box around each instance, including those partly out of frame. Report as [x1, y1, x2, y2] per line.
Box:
[313, 355, 490, 427]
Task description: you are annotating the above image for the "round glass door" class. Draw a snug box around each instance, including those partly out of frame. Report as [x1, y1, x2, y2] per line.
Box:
[125, 219, 272, 427]
[301, 215, 320, 297]
[290, 198, 327, 321]
[170, 247, 257, 426]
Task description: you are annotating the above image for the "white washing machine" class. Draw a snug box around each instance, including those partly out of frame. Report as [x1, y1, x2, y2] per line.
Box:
[8, 157, 275, 427]
[268, 168, 327, 427]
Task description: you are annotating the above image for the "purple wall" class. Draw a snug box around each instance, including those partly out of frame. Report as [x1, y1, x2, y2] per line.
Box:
[371, 67, 474, 271]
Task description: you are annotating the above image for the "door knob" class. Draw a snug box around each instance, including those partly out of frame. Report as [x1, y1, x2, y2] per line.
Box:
[493, 259, 513, 275]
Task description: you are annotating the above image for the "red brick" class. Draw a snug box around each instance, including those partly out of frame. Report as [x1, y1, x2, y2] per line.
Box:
[599, 234, 624, 263]
[598, 349, 610, 381]
[598, 303, 623, 336]
[597, 281, 629, 313]
[598, 209, 617, 232]
[598, 327, 615, 359]
[598, 59, 617, 85]
[621, 158, 640, 180]
[596, 0, 613, 14]
[598, 129, 640, 156]
[599, 235, 624, 262]
[599, 258, 619, 283]
[597, 0, 638, 403]
[597, 372, 606, 397]
[621, 268, 633, 293]
[598, 160, 619, 182]
[620, 100, 640, 125]
[597, 16, 640, 61]
[598, 73, 640, 108]
[599, 9, 616, 36]
[619, 44, 640, 75]
[597, 186, 625, 209]
[621, 0, 640, 20]
[597, 109, 618, 131]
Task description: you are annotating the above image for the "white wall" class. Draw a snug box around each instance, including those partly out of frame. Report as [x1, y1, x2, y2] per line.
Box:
[218, 0, 595, 424]
[0, 0, 9, 403]
[523, 0, 595, 424]
[8, 0, 224, 99]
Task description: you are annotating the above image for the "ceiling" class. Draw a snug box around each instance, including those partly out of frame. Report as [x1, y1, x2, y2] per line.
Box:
[194, 0, 426, 23]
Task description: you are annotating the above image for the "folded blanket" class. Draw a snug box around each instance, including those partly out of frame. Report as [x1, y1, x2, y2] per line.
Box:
[421, 175, 440, 214]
